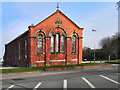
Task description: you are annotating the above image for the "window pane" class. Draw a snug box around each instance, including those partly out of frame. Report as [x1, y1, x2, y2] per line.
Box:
[51, 35, 54, 53]
[14, 47, 16, 61]
[61, 35, 65, 52]
[38, 34, 43, 53]
[25, 40, 27, 59]
[19, 43, 20, 60]
[72, 35, 76, 53]
[56, 34, 60, 52]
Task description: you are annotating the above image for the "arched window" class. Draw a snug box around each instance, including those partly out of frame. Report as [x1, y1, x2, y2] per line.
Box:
[56, 33, 60, 52]
[18, 43, 20, 60]
[72, 35, 76, 53]
[38, 34, 43, 53]
[61, 35, 65, 52]
[25, 40, 27, 59]
[51, 35, 54, 53]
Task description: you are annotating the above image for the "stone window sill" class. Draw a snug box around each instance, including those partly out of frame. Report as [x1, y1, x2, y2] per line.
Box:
[36, 52, 45, 55]
[51, 52, 66, 54]
[71, 52, 78, 54]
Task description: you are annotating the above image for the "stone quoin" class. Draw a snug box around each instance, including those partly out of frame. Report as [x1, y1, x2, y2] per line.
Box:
[3, 9, 84, 67]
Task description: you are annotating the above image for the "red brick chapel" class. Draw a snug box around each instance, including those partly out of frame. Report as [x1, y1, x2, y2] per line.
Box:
[3, 8, 84, 67]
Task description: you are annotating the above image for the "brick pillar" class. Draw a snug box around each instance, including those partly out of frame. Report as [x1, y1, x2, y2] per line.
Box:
[29, 26, 37, 67]
[65, 37, 67, 65]
[29, 37, 37, 67]
[66, 37, 71, 65]
[78, 38, 82, 64]
[45, 37, 51, 66]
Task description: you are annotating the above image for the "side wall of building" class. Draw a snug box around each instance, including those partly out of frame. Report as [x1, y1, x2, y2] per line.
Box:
[3, 31, 30, 67]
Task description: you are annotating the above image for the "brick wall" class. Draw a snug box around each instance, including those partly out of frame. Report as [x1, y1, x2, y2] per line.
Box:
[4, 31, 29, 67]
[29, 10, 83, 67]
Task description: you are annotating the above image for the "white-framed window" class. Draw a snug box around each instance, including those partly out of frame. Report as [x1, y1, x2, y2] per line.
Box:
[38, 34, 43, 54]
[72, 35, 76, 53]
[18, 43, 20, 60]
[14, 46, 16, 61]
[56, 33, 60, 52]
[51, 35, 54, 53]
[25, 39, 27, 59]
[61, 35, 65, 52]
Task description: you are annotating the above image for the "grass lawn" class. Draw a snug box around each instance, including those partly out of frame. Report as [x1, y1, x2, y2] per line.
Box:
[105, 59, 120, 64]
[1, 62, 109, 73]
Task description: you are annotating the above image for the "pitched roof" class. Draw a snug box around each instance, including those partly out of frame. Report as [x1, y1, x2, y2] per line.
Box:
[6, 30, 29, 45]
[33, 10, 83, 30]
[57, 10, 83, 29]
[6, 10, 83, 45]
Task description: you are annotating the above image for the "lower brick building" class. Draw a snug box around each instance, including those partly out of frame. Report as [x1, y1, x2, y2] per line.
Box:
[3, 9, 84, 67]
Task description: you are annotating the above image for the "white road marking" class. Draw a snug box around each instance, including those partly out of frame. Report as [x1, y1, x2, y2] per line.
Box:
[63, 79, 67, 90]
[5, 85, 15, 90]
[100, 75, 120, 85]
[33, 82, 42, 90]
[117, 73, 120, 75]
[82, 77, 95, 88]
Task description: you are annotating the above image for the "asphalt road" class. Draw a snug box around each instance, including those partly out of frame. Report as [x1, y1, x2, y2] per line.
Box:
[1, 65, 120, 90]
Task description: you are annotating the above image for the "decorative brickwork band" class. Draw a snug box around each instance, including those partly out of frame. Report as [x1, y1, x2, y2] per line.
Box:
[34, 30, 47, 37]
[50, 59, 65, 62]
[36, 61, 45, 63]
[49, 25, 68, 37]
[71, 59, 78, 61]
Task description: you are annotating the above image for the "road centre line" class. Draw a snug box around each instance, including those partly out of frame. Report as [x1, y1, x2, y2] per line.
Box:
[63, 79, 67, 90]
[33, 82, 42, 90]
[5, 85, 15, 90]
[82, 77, 95, 88]
[100, 75, 120, 85]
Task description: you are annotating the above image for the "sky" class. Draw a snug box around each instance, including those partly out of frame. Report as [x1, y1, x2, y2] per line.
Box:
[1, 1, 118, 58]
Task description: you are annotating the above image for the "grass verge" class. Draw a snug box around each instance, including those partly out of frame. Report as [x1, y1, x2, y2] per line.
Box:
[105, 59, 120, 64]
[1, 63, 109, 73]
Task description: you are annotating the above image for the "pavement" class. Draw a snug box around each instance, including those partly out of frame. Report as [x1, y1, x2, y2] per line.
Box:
[1, 64, 120, 89]
[82, 60, 106, 63]
[0, 61, 106, 69]
[0, 63, 20, 69]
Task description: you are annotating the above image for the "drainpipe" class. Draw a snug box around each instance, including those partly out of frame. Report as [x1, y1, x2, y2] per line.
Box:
[78, 37, 79, 64]
[65, 37, 67, 65]
[44, 37, 46, 67]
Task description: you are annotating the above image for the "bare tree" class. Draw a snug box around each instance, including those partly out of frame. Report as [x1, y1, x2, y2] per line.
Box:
[99, 32, 119, 60]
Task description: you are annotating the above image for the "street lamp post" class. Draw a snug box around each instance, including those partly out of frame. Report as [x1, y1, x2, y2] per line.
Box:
[116, 1, 120, 75]
[92, 29, 96, 63]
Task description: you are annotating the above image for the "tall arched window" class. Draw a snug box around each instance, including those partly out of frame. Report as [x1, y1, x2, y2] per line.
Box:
[56, 33, 60, 52]
[25, 40, 27, 59]
[61, 35, 65, 52]
[51, 35, 54, 53]
[72, 35, 76, 53]
[18, 43, 21, 60]
[38, 34, 43, 53]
